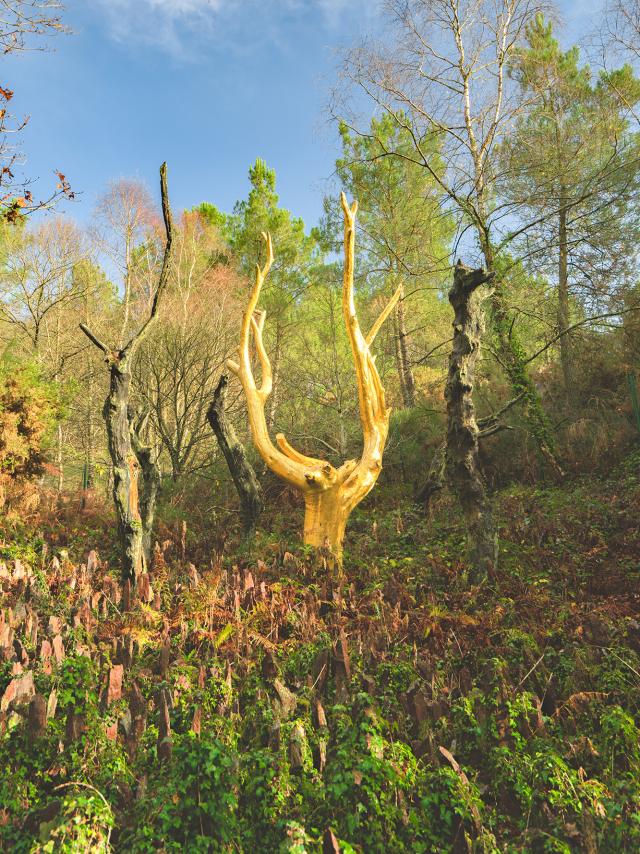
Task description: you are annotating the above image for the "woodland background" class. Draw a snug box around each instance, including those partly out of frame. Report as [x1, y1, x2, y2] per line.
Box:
[0, 1, 640, 852]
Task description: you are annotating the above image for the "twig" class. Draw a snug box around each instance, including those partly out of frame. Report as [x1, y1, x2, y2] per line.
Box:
[600, 648, 640, 681]
[514, 649, 546, 693]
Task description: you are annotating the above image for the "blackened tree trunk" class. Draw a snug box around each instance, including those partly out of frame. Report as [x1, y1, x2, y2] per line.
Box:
[446, 261, 496, 581]
[80, 162, 174, 586]
[104, 355, 145, 582]
[130, 410, 161, 568]
[207, 374, 264, 539]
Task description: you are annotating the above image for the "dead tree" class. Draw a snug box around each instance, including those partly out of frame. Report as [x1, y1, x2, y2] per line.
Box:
[207, 373, 264, 540]
[446, 260, 496, 580]
[228, 193, 401, 566]
[129, 409, 161, 567]
[80, 162, 173, 583]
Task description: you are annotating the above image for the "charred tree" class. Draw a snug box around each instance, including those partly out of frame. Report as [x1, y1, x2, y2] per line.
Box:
[446, 260, 496, 581]
[80, 162, 174, 584]
[207, 374, 264, 540]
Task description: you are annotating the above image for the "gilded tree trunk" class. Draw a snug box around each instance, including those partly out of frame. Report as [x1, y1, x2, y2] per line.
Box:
[130, 412, 160, 568]
[104, 357, 145, 583]
[228, 196, 398, 570]
[446, 262, 496, 580]
[303, 489, 348, 562]
[207, 374, 264, 539]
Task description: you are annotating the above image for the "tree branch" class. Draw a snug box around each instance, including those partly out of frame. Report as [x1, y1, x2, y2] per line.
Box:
[123, 161, 174, 355]
[78, 322, 109, 355]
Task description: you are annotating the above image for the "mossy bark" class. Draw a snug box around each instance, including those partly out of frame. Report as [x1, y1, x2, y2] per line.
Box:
[416, 440, 446, 509]
[395, 292, 416, 408]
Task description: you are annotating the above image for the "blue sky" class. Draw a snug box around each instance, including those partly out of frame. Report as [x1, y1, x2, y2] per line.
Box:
[11, 0, 604, 230]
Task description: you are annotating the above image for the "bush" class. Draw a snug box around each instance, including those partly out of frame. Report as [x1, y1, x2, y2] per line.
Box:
[0, 353, 60, 515]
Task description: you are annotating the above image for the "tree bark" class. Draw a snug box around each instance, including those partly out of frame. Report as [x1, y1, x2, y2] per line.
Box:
[393, 310, 409, 406]
[207, 374, 264, 539]
[79, 161, 174, 585]
[104, 354, 145, 583]
[446, 261, 497, 581]
[480, 237, 563, 475]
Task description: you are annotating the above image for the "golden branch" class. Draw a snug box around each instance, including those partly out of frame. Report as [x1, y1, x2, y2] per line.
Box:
[340, 192, 390, 458]
[366, 284, 404, 347]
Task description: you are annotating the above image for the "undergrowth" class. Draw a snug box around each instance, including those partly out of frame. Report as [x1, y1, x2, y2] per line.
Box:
[0, 455, 639, 852]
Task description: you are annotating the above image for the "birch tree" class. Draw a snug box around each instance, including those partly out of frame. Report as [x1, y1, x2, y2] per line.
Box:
[338, 0, 562, 470]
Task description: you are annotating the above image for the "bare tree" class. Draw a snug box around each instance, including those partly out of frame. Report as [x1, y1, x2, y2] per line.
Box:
[91, 179, 158, 346]
[0, 217, 89, 353]
[604, 0, 640, 68]
[0, 1, 73, 220]
[0, 1, 66, 53]
[80, 163, 173, 585]
[338, 0, 563, 470]
[134, 212, 240, 480]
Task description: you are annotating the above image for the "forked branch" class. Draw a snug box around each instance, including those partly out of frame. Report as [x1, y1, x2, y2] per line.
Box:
[230, 193, 399, 560]
[123, 161, 174, 356]
[80, 162, 174, 363]
[340, 191, 394, 491]
[226, 233, 312, 489]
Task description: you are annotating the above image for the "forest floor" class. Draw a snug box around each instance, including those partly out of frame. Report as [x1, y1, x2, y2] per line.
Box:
[1, 451, 639, 852]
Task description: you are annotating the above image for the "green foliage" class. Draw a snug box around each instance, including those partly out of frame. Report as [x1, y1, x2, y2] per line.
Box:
[0, 351, 60, 479]
[125, 732, 238, 852]
[32, 789, 114, 853]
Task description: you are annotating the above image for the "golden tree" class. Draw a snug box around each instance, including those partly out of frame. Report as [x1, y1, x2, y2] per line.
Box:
[228, 193, 400, 563]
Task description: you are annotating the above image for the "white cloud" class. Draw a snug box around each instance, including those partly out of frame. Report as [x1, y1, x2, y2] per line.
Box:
[90, 0, 377, 55]
[92, 0, 226, 54]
